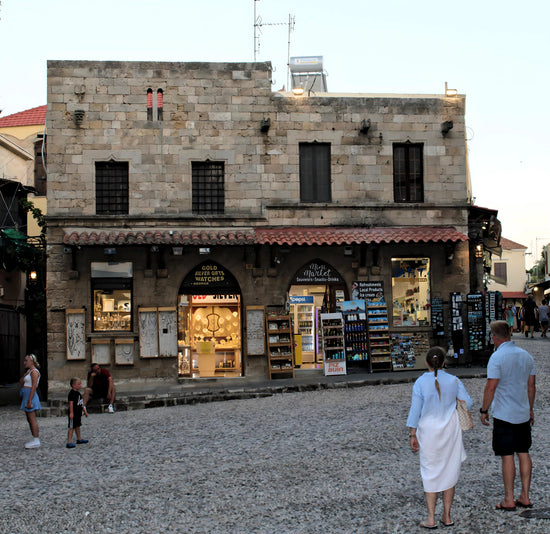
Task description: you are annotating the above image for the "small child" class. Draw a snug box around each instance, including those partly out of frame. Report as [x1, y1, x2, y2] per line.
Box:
[67, 378, 88, 449]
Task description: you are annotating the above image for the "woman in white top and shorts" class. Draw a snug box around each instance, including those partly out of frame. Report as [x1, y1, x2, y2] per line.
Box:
[20, 354, 42, 448]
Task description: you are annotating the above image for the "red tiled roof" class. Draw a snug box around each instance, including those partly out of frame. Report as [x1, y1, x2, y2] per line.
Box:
[63, 226, 468, 247]
[500, 237, 528, 250]
[63, 229, 257, 246]
[255, 227, 467, 246]
[0, 105, 46, 128]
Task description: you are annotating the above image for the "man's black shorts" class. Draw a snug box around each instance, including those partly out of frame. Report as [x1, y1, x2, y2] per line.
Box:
[493, 417, 532, 456]
[68, 413, 82, 429]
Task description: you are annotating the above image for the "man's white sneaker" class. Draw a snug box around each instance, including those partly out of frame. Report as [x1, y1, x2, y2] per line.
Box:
[25, 438, 41, 449]
[108, 404, 115, 413]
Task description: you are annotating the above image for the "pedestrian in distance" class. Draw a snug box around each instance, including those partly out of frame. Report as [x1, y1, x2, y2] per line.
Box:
[522, 295, 538, 338]
[83, 363, 116, 413]
[67, 378, 88, 449]
[19, 354, 41, 449]
[505, 305, 515, 335]
[537, 299, 549, 337]
[407, 346, 472, 529]
[481, 320, 536, 511]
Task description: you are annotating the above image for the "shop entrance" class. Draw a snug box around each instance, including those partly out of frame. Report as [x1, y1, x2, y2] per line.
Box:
[177, 262, 242, 378]
[288, 260, 347, 368]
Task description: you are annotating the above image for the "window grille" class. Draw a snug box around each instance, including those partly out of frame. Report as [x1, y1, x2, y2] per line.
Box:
[95, 161, 129, 215]
[192, 162, 225, 214]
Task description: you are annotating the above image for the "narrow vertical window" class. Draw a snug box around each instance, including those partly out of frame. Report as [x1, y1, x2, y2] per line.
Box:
[147, 88, 153, 121]
[393, 143, 424, 203]
[299, 142, 331, 202]
[157, 89, 163, 121]
[192, 162, 225, 214]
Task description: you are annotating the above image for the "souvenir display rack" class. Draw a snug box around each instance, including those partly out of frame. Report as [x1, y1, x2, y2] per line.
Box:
[265, 314, 295, 379]
[390, 332, 429, 371]
[320, 312, 346, 365]
[366, 301, 392, 371]
[467, 292, 485, 352]
[342, 303, 369, 368]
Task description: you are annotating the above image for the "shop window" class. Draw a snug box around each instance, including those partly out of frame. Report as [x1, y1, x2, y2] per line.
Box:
[192, 161, 225, 214]
[92, 262, 133, 332]
[393, 143, 424, 203]
[299, 142, 331, 202]
[95, 161, 129, 215]
[494, 262, 507, 284]
[391, 258, 431, 327]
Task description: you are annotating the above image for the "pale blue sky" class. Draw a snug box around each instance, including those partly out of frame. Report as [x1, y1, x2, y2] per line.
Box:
[1, 0, 548, 266]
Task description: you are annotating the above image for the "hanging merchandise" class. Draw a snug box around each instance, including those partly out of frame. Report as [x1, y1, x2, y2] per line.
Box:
[431, 297, 445, 337]
[467, 292, 485, 353]
[450, 292, 465, 365]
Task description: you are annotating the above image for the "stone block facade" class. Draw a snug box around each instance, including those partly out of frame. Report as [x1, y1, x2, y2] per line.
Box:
[45, 60, 474, 389]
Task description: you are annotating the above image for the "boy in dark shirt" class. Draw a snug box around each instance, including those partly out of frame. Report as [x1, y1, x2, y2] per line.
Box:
[67, 378, 88, 449]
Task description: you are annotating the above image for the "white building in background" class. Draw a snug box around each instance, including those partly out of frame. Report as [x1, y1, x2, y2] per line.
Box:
[489, 237, 528, 306]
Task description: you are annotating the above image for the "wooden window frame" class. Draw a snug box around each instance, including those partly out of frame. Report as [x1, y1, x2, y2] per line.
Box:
[299, 142, 331, 203]
[393, 143, 424, 203]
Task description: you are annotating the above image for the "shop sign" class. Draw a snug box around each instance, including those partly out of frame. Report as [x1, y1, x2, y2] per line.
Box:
[293, 261, 342, 284]
[351, 281, 385, 304]
[324, 360, 347, 376]
[180, 262, 240, 292]
[191, 295, 239, 305]
[289, 296, 314, 304]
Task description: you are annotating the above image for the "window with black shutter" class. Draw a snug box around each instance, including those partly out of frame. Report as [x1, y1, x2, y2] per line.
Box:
[299, 143, 331, 202]
[393, 143, 424, 203]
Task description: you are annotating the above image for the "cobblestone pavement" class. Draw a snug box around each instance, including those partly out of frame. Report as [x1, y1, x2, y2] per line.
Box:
[1, 336, 548, 534]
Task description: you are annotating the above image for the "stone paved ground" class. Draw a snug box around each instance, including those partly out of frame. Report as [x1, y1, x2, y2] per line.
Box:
[1, 336, 548, 534]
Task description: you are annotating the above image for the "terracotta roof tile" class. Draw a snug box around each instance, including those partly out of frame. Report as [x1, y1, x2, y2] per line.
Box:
[63, 226, 467, 247]
[500, 237, 528, 250]
[0, 105, 47, 128]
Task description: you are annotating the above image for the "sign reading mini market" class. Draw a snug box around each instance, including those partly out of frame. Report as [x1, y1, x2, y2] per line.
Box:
[293, 261, 343, 284]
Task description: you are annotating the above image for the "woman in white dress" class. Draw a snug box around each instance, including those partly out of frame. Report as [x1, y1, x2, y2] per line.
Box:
[407, 346, 472, 529]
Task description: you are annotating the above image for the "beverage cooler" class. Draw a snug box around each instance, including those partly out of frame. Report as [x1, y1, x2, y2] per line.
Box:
[290, 296, 315, 363]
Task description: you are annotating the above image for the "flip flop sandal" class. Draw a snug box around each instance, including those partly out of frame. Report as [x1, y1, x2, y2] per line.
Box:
[515, 501, 533, 508]
[496, 503, 516, 511]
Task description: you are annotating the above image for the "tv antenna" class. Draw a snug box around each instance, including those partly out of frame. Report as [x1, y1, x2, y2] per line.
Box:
[253, 1, 295, 88]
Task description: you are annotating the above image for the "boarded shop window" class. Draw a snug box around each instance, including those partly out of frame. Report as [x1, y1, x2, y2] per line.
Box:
[299, 142, 331, 202]
[393, 143, 424, 203]
[91, 262, 133, 332]
[95, 161, 129, 215]
[494, 262, 507, 284]
[192, 161, 225, 214]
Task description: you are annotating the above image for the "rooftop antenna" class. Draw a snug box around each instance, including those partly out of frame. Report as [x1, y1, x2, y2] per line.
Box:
[253, 1, 294, 88]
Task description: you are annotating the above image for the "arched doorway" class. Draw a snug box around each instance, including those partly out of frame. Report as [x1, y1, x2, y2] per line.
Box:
[177, 261, 242, 378]
[288, 259, 348, 367]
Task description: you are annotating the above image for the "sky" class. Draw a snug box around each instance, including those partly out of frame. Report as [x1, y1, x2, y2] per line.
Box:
[1, 0, 548, 267]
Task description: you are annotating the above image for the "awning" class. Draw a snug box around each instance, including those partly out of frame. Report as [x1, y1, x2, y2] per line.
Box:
[500, 292, 528, 300]
[63, 226, 468, 247]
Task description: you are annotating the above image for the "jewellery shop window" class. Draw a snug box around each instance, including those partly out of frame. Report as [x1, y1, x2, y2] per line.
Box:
[391, 258, 431, 327]
[91, 262, 133, 332]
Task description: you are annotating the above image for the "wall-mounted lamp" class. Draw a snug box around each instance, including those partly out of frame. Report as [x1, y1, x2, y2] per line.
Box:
[199, 247, 210, 255]
[151, 245, 160, 253]
[475, 243, 483, 259]
[104, 247, 116, 255]
[260, 118, 271, 133]
[292, 86, 305, 96]
[344, 246, 354, 256]
[441, 120, 454, 136]
[73, 109, 85, 127]
[445, 82, 458, 97]
[172, 246, 183, 256]
[29, 270, 38, 281]
[359, 119, 371, 135]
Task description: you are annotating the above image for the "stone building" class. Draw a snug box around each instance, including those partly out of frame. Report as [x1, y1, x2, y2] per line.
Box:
[46, 60, 478, 391]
